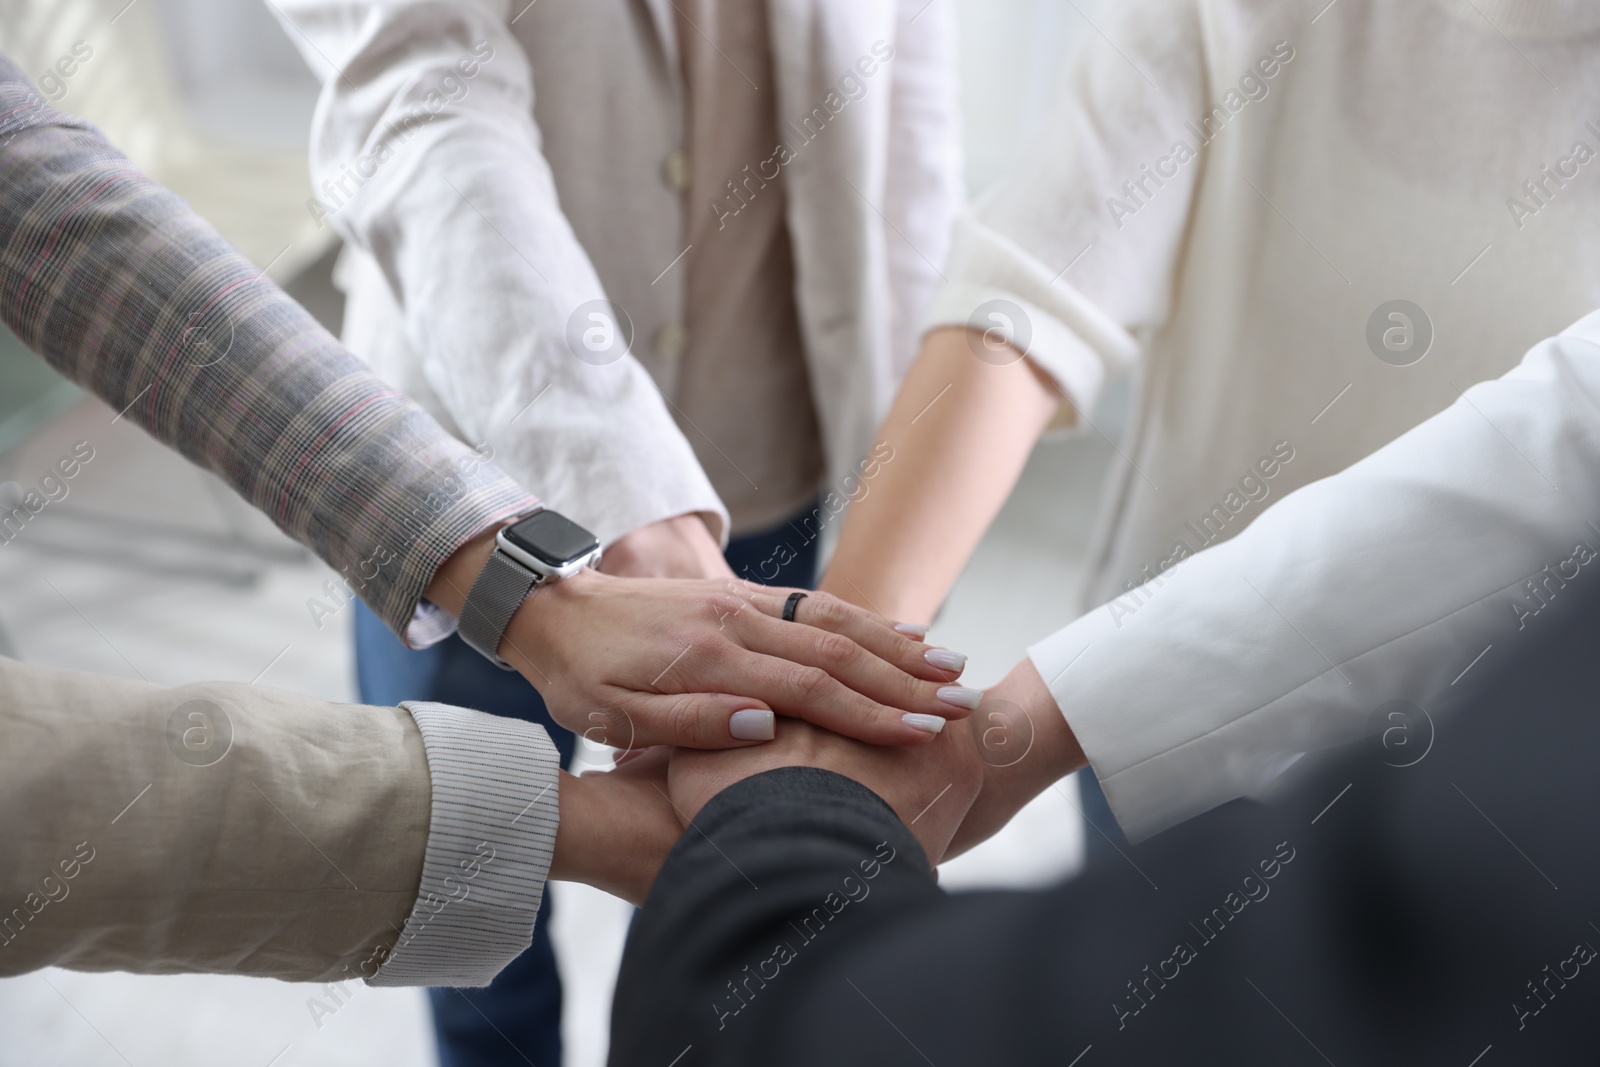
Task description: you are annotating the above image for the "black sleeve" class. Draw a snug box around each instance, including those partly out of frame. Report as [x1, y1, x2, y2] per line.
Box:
[609, 766, 942, 1066]
[612, 591, 1600, 1066]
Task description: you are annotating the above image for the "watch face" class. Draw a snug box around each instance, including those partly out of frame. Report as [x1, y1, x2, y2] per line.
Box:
[504, 510, 600, 567]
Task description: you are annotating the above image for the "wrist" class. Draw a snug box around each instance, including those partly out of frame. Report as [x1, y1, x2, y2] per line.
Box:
[497, 565, 605, 678]
[423, 524, 506, 618]
[551, 768, 679, 904]
[980, 658, 1087, 806]
[600, 512, 731, 580]
[549, 770, 589, 884]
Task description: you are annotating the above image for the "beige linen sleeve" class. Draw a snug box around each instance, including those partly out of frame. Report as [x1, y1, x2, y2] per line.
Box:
[271, 0, 728, 547]
[0, 657, 557, 986]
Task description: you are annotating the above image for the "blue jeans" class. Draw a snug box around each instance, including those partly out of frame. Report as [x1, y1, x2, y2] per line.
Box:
[353, 504, 822, 1067]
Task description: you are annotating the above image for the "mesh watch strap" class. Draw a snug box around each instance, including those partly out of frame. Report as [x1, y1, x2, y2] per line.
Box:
[458, 550, 542, 669]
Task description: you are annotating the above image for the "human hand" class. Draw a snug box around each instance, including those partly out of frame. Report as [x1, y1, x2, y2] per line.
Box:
[668, 715, 984, 865]
[943, 658, 1088, 860]
[505, 570, 977, 749]
[425, 527, 977, 750]
[600, 513, 734, 580]
[549, 749, 681, 905]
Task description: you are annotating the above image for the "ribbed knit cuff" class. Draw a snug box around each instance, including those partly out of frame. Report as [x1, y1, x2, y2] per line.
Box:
[370, 702, 561, 988]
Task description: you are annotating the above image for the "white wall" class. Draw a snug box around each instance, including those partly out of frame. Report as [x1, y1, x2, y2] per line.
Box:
[955, 0, 1096, 193]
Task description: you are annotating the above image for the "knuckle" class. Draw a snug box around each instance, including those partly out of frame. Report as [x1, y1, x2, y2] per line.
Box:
[696, 592, 737, 625]
[694, 636, 740, 677]
[810, 631, 858, 669]
[664, 695, 705, 743]
[804, 591, 845, 624]
[789, 665, 835, 704]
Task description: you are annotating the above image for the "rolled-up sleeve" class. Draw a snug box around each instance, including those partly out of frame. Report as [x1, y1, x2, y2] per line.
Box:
[919, 0, 1206, 425]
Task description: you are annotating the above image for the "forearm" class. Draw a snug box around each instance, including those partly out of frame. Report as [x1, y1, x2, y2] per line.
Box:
[821, 327, 1058, 623]
[0, 656, 563, 988]
[0, 658, 427, 982]
[0, 63, 537, 644]
[549, 768, 681, 905]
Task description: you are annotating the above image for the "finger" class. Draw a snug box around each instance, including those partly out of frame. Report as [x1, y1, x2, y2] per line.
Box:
[758, 589, 965, 683]
[602, 688, 780, 750]
[691, 645, 957, 746]
[731, 607, 981, 724]
[610, 744, 672, 772]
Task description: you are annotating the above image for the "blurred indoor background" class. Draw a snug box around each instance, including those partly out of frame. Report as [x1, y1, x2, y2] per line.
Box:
[0, 2, 1112, 1064]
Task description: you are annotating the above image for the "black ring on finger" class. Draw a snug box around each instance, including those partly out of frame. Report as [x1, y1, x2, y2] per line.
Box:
[782, 591, 808, 622]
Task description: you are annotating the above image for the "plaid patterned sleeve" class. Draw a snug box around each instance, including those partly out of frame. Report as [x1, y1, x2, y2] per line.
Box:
[0, 54, 539, 646]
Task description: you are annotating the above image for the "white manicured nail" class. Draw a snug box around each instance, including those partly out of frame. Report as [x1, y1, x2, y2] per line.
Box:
[924, 648, 966, 672]
[902, 713, 946, 734]
[729, 708, 775, 741]
[936, 685, 983, 711]
[894, 622, 929, 640]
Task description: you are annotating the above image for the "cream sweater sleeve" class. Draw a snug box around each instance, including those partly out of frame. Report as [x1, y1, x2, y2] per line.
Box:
[923, 0, 1280, 420]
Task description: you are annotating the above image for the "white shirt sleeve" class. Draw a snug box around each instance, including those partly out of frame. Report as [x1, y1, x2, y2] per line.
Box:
[371, 701, 560, 988]
[919, 0, 1229, 420]
[1032, 311, 1600, 841]
[272, 0, 728, 546]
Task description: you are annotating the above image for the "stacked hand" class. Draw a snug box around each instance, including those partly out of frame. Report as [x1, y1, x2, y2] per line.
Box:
[504, 515, 1083, 903]
[668, 715, 984, 865]
[431, 515, 978, 750]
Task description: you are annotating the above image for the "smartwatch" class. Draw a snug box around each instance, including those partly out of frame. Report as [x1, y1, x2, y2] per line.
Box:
[458, 508, 603, 668]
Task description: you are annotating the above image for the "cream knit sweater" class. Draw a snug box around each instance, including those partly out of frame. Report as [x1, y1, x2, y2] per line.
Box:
[927, 0, 1600, 610]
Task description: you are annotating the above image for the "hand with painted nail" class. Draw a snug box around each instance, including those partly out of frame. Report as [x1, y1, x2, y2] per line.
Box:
[597, 513, 735, 580]
[499, 570, 975, 752]
[667, 716, 984, 865]
[943, 658, 1090, 861]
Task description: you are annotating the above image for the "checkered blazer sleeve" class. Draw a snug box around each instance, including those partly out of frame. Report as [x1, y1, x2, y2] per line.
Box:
[0, 52, 539, 645]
